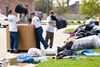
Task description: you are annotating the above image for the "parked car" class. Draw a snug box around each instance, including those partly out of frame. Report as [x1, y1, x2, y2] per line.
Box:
[0, 13, 9, 27]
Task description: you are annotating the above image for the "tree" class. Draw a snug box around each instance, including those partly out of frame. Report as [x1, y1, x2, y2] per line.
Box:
[67, 0, 70, 7]
[53, 0, 70, 15]
[79, 0, 100, 18]
[35, 0, 53, 14]
[5, 0, 10, 16]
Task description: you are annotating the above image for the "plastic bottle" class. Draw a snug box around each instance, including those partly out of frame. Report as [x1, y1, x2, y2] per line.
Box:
[2, 58, 9, 67]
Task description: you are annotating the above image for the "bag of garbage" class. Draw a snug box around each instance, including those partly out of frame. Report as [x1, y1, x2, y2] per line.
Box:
[44, 48, 57, 56]
[57, 41, 74, 54]
[71, 35, 100, 50]
[15, 4, 28, 15]
[57, 49, 77, 59]
[27, 48, 42, 57]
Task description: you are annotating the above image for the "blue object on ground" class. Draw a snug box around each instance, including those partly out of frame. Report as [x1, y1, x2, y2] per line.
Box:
[17, 54, 34, 64]
[80, 49, 100, 56]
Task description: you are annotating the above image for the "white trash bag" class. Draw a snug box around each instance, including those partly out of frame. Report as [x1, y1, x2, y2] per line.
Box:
[27, 48, 42, 57]
[44, 48, 57, 56]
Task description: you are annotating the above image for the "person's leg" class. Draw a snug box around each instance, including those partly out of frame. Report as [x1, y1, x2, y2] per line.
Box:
[36, 27, 48, 49]
[13, 32, 19, 50]
[10, 32, 14, 51]
[50, 32, 54, 48]
[35, 29, 41, 49]
[45, 31, 50, 45]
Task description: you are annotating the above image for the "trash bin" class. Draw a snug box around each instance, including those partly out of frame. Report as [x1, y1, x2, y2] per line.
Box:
[17, 24, 36, 51]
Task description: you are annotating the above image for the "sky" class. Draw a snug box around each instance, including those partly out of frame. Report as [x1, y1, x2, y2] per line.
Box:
[53, 0, 81, 5]
[69, 0, 80, 5]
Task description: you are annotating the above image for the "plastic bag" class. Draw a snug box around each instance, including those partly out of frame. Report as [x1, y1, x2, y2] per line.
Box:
[27, 48, 42, 57]
[17, 54, 34, 64]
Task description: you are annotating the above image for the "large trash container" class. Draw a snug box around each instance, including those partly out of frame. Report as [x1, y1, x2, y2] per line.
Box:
[17, 24, 36, 51]
[7, 24, 36, 51]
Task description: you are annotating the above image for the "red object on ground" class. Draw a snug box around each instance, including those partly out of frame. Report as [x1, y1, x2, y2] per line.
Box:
[70, 33, 75, 37]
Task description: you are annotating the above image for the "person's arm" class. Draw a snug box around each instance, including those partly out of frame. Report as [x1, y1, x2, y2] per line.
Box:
[47, 16, 55, 25]
[14, 15, 20, 23]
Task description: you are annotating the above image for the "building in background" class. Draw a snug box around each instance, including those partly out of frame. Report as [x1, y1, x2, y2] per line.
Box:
[0, 0, 35, 16]
[69, 1, 80, 14]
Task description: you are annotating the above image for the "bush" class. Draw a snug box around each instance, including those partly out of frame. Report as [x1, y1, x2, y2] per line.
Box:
[68, 20, 85, 25]
[68, 20, 74, 24]
[77, 21, 81, 24]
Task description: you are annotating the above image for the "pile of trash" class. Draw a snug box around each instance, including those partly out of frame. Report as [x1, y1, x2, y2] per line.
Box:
[71, 21, 100, 38]
[16, 48, 57, 64]
[56, 20, 100, 59]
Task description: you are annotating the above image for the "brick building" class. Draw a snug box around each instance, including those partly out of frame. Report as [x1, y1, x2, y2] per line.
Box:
[0, 0, 35, 15]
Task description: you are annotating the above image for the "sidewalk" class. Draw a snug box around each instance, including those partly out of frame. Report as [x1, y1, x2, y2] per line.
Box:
[53, 28, 70, 48]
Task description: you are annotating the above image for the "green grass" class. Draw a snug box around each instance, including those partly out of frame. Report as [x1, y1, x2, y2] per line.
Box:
[65, 28, 75, 33]
[64, 25, 79, 33]
[38, 49, 100, 67]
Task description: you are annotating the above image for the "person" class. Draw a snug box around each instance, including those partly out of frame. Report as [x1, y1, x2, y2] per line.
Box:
[45, 11, 57, 48]
[22, 5, 29, 23]
[8, 9, 19, 53]
[30, 12, 48, 49]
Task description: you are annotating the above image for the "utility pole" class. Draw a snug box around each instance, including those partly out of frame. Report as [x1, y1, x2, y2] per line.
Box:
[67, 0, 70, 7]
[32, 0, 35, 11]
[0, 0, 2, 13]
[46, 0, 49, 15]
[5, 0, 10, 16]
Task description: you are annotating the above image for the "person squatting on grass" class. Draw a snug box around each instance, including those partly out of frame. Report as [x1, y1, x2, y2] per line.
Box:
[30, 12, 48, 49]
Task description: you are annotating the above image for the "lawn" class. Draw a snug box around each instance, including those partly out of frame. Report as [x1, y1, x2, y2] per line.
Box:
[38, 49, 100, 67]
[64, 25, 79, 33]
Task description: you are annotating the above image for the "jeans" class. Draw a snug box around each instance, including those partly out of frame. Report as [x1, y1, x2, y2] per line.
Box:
[10, 32, 18, 50]
[35, 27, 48, 49]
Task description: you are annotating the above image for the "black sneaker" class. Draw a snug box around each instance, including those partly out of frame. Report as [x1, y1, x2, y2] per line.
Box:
[9, 50, 14, 53]
[44, 45, 49, 49]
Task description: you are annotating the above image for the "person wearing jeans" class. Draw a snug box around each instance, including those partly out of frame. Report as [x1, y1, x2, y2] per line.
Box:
[10, 32, 18, 51]
[8, 9, 19, 53]
[30, 12, 48, 49]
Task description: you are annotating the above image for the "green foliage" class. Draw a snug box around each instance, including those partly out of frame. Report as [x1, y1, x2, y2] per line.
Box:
[79, 0, 100, 18]
[53, 0, 70, 15]
[68, 20, 85, 25]
[54, 6, 69, 15]
[35, 0, 53, 14]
